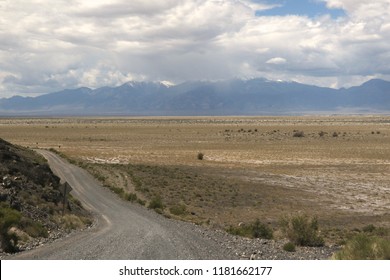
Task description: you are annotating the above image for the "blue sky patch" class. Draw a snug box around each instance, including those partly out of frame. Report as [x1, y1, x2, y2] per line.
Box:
[256, 0, 346, 18]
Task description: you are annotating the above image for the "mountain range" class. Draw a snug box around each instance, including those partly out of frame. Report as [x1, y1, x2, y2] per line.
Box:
[1, 78, 390, 116]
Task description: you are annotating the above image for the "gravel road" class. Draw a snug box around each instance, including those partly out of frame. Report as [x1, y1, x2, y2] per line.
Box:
[8, 150, 233, 260]
[5, 151, 337, 260]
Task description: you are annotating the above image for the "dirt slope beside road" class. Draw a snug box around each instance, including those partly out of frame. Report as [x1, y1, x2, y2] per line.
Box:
[0, 140, 90, 254]
[7, 150, 232, 259]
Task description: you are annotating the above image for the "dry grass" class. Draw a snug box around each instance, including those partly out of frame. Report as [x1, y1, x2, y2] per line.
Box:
[1, 116, 390, 243]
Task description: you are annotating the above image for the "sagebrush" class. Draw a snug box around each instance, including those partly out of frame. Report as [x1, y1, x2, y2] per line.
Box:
[280, 214, 324, 247]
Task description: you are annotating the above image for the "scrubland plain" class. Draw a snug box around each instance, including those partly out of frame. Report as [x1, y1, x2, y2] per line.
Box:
[1, 116, 389, 243]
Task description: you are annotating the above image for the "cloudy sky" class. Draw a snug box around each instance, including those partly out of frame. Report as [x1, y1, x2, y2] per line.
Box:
[1, 0, 390, 97]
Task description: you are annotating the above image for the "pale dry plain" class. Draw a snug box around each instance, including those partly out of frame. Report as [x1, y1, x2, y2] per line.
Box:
[1, 116, 389, 243]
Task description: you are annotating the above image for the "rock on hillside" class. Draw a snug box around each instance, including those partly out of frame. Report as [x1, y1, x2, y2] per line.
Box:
[0, 138, 91, 254]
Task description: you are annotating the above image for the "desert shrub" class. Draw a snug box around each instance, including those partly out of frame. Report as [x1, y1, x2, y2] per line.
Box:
[20, 218, 48, 238]
[126, 193, 138, 202]
[169, 204, 187, 216]
[293, 131, 305, 137]
[137, 199, 146, 206]
[280, 214, 324, 247]
[333, 234, 390, 260]
[102, 182, 143, 204]
[107, 185, 124, 196]
[362, 224, 376, 233]
[197, 152, 204, 160]
[0, 205, 22, 253]
[227, 219, 273, 239]
[40, 202, 56, 215]
[59, 214, 85, 232]
[318, 131, 326, 137]
[227, 225, 250, 238]
[332, 132, 338, 137]
[148, 196, 164, 211]
[283, 242, 296, 252]
[252, 220, 273, 239]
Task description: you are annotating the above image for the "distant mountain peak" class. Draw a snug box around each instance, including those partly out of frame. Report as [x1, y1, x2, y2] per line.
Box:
[123, 80, 174, 89]
[361, 78, 390, 86]
[158, 80, 175, 88]
[124, 81, 142, 88]
[0, 78, 389, 116]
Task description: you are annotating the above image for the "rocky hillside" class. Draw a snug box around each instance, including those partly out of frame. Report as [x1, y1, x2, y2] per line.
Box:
[0, 138, 91, 254]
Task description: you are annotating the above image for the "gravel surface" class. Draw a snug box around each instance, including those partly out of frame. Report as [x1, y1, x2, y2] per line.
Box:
[189, 226, 338, 260]
[2, 151, 338, 260]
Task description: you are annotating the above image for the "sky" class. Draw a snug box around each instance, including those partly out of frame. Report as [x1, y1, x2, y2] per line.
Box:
[1, 0, 390, 97]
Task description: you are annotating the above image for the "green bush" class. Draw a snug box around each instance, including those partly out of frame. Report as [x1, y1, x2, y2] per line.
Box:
[283, 242, 296, 252]
[227, 219, 273, 239]
[252, 219, 273, 239]
[0, 206, 22, 253]
[126, 193, 138, 202]
[333, 234, 390, 260]
[148, 196, 164, 211]
[20, 217, 48, 238]
[107, 185, 124, 196]
[169, 204, 187, 216]
[280, 214, 324, 247]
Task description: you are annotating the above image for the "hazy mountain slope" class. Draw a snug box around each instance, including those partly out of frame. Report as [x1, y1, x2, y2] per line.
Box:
[0, 78, 389, 115]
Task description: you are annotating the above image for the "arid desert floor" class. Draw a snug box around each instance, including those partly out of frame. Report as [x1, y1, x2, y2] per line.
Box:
[1, 116, 389, 243]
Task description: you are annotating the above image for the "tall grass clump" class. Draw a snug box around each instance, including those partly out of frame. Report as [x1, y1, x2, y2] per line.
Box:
[20, 218, 48, 238]
[280, 214, 324, 247]
[169, 204, 188, 216]
[227, 219, 273, 239]
[333, 233, 390, 260]
[55, 214, 87, 232]
[148, 196, 164, 213]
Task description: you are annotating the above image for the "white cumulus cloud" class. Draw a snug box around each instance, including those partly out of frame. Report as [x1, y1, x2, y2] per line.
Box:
[1, 0, 390, 96]
[266, 57, 287, 65]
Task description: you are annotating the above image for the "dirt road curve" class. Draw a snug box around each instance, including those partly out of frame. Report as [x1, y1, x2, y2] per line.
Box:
[9, 150, 231, 260]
